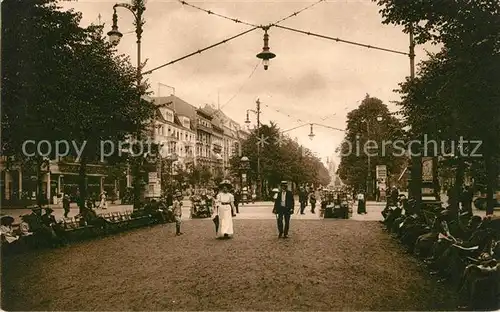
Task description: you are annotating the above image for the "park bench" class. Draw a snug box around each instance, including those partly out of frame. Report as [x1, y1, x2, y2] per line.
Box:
[61, 217, 98, 240]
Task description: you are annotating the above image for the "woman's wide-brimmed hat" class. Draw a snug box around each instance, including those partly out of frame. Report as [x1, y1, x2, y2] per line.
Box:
[272, 188, 279, 192]
[219, 179, 232, 187]
[1, 215, 15, 225]
[175, 190, 183, 197]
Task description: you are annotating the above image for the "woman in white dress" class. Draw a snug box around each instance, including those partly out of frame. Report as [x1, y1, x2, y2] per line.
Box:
[213, 180, 235, 239]
[99, 191, 107, 209]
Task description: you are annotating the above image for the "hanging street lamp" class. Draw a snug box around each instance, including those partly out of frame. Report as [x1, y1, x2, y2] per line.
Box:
[256, 26, 276, 70]
[308, 124, 315, 140]
[107, 9, 123, 45]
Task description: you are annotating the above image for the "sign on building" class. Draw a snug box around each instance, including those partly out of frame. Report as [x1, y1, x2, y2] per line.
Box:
[148, 172, 158, 183]
[422, 157, 434, 183]
[376, 165, 387, 181]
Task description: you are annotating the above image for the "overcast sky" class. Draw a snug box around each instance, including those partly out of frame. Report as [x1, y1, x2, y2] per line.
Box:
[61, 0, 438, 165]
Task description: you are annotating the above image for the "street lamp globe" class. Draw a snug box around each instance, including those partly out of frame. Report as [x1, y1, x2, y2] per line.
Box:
[376, 116, 383, 122]
[107, 28, 123, 45]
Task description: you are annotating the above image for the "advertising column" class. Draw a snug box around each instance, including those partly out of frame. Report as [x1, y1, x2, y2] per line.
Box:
[376, 165, 387, 201]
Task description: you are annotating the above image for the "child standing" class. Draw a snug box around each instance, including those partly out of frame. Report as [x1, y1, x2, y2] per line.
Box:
[173, 191, 183, 236]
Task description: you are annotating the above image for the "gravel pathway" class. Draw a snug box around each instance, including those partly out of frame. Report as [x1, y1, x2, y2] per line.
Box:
[1, 220, 457, 311]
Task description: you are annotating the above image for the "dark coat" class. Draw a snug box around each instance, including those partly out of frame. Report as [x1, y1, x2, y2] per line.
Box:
[273, 190, 295, 214]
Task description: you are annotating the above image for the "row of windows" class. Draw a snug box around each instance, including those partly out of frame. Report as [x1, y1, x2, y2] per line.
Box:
[164, 142, 194, 158]
[156, 125, 195, 142]
[198, 118, 211, 129]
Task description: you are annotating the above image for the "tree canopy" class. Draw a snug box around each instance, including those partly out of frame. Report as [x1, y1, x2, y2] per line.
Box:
[229, 122, 331, 190]
[337, 95, 405, 190]
[2, 0, 156, 208]
[374, 0, 500, 213]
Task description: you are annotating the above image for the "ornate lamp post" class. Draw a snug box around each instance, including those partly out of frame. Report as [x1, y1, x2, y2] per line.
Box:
[107, 0, 146, 209]
[362, 115, 383, 199]
[162, 153, 178, 193]
[240, 156, 250, 202]
[245, 99, 262, 199]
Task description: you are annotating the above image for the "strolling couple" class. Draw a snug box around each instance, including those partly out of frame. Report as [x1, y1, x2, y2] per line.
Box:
[211, 180, 295, 239]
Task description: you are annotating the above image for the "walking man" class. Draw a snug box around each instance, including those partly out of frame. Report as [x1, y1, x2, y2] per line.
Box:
[309, 191, 317, 214]
[173, 190, 183, 236]
[233, 188, 241, 214]
[299, 187, 308, 214]
[273, 181, 294, 238]
[62, 193, 70, 218]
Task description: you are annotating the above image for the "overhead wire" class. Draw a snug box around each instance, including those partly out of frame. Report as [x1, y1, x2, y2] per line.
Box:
[272, 24, 409, 56]
[219, 61, 260, 111]
[269, 0, 326, 27]
[178, 0, 326, 29]
[262, 102, 347, 131]
[141, 26, 259, 75]
[178, 0, 260, 28]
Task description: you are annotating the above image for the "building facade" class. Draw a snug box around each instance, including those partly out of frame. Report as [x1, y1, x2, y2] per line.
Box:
[195, 109, 213, 170]
[1, 156, 116, 206]
[149, 100, 196, 196]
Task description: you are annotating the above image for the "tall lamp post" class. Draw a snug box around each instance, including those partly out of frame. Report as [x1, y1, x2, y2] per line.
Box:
[108, 0, 146, 209]
[245, 99, 262, 199]
[162, 153, 178, 193]
[240, 156, 250, 201]
[362, 115, 383, 199]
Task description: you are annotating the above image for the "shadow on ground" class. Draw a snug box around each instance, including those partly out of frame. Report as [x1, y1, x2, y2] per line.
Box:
[2, 220, 457, 311]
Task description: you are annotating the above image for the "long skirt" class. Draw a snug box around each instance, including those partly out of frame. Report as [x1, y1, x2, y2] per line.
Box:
[357, 200, 366, 213]
[216, 204, 234, 237]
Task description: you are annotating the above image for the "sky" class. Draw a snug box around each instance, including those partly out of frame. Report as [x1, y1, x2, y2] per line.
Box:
[61, 0, 439, 165]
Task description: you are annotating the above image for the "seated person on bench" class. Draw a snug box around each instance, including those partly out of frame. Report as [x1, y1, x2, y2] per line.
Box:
[0, 216, 19, 245]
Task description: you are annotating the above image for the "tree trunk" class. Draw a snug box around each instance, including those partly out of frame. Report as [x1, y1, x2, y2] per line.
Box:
[450, 157, 465, 217]
[36, 157, 44, 206]
[484, 153, 497, 216]
[132, 156, 142, 210]
[410, 140, 422, 214]
[78, 156, 88, 214]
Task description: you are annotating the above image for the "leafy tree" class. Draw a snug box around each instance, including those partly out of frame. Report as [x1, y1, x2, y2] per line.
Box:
[212, 172, 224, 186]
[337, 95, 405, 194]
[2, 0, 87, 205]
[229, 122, 331, 193]
[187, 164, 202, 186]
[374, 0, 500, 213]
[200, 166, 212, 184]
[174, 166, 188, 188]
[2, 0, 156, 210]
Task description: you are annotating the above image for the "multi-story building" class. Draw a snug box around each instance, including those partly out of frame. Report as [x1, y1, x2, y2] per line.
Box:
[200, 104, 250, 178]
[195, 108, 215, 170]
[150, 96, 196, 196]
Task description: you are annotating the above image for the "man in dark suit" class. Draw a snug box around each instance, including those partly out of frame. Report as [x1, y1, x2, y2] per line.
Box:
[273, 181, 295, 238]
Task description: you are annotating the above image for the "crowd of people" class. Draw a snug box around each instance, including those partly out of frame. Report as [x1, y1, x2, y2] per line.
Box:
[381, 194, 500, 310]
